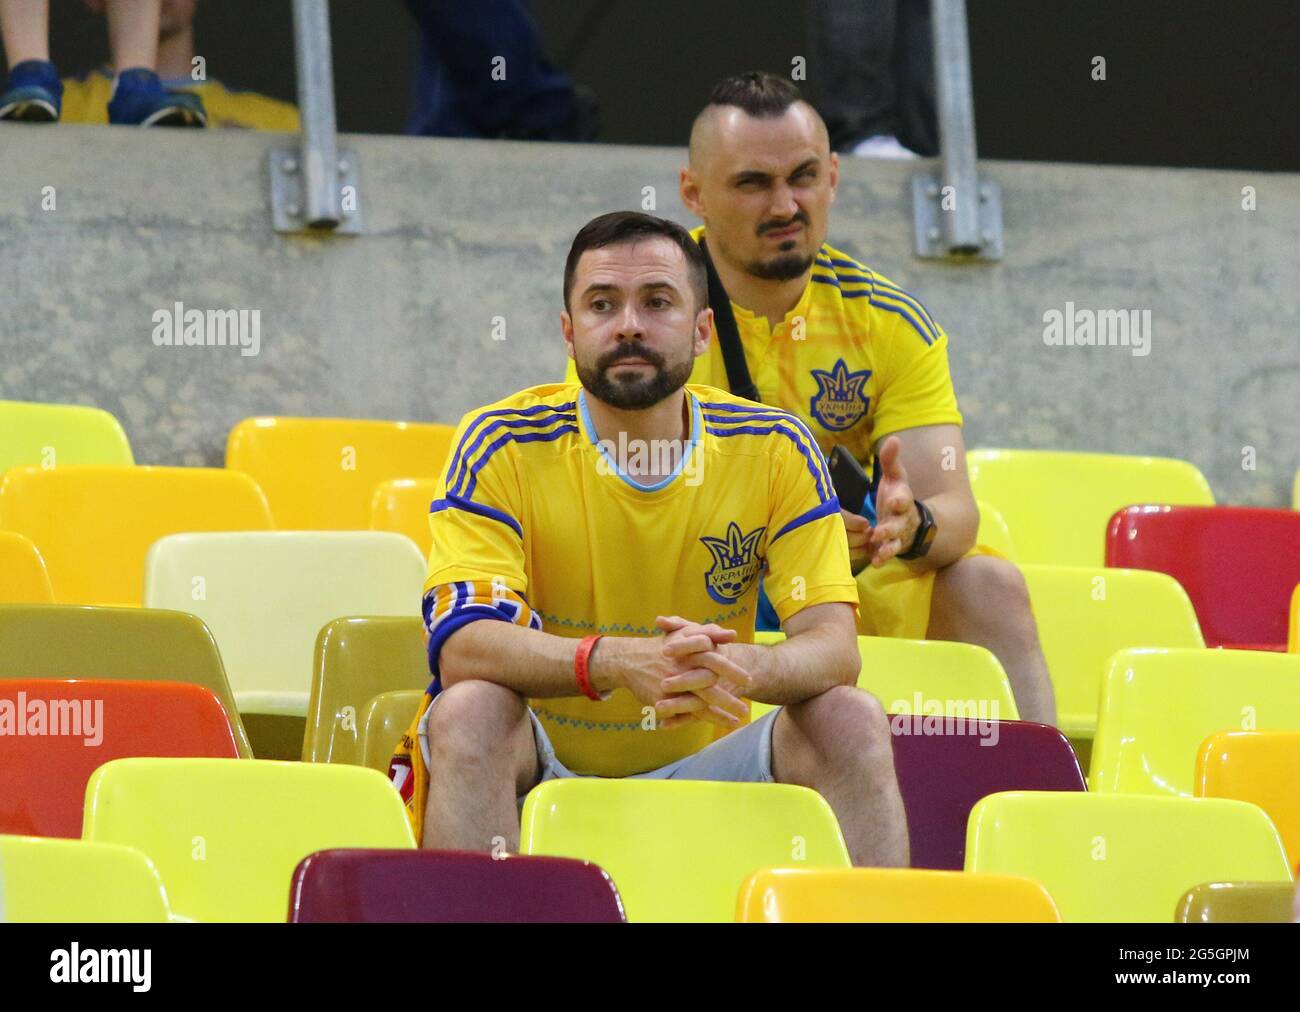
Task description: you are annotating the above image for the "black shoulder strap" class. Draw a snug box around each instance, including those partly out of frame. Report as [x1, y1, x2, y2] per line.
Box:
[699, 237, 761, 403]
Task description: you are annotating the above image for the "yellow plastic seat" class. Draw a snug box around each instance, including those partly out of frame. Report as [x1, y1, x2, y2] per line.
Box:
[83, 757, 416, 922]
[1289, 584, 1299, 653]
[974, 498, 1016, 560]
[736, 867, 1061, 922]
[751, 632, 1018, 722]
[0, 465, 273, 606]
[1020, 565, 1204, 738]
[1293, 469, 1300, 510]
[1090, 649, 1300, 796]
[303, 617, 429, 764]
[521, 780, 850, 922]
[143, 531, 426, 719]
[965, 791, 1293, 922]
[227, 416, 455, 530]
[359, 689, 426, 773]
[0, 604, 253, 758]
[967, 449, 1214, 567]
[370, 477, 439, 558]
[0, 532, 54, 603]
[1196, 730, 1300, 868]
[1175, 881, 1296, 923]
[0, 835, 170, 922]
[0, 399, 134, 473]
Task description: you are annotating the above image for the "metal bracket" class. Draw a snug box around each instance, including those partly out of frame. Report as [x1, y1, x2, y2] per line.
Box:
[269, 146, 363, 234]
[911, 172, 1002, 261]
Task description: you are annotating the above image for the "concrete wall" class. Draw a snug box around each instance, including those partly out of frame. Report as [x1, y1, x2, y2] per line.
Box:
[1, 126, 1296, 504]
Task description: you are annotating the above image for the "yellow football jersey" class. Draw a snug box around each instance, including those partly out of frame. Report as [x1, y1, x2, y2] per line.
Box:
[61, 69, 300, 131]
[389, 381, 857, 835]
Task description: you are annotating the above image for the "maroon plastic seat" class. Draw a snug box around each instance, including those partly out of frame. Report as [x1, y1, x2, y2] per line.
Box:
[288, 849, 627, 923]
[889, 718, 1087, 870]
[1106, 504, 1300, 650]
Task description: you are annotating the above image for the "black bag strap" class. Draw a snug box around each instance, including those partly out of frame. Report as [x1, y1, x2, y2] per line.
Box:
[699, 237, 761, 403]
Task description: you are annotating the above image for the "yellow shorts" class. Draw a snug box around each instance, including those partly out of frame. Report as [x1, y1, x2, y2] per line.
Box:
[854, 544, 1003, 640]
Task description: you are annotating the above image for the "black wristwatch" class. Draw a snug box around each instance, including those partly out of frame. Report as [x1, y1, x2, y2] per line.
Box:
[898, 499, 937, 560]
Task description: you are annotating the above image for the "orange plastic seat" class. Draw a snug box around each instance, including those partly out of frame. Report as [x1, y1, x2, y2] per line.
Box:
[0, 532, 54, 603]
[1196, 730, 1300, 869]
[370, 478, 438, 558]
[0, 465, 273, 605]
[0, 680, 241, 839]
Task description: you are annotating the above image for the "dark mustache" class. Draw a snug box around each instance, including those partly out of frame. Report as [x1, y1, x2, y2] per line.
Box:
[757, 211, 810, 236]
[599, 343, 665, 369]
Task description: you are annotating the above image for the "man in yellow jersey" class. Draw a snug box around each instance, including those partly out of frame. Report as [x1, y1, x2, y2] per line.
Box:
[676, 72, 1055, 724]
[390, 211, 908, 867]
[62, 0, 299, 130]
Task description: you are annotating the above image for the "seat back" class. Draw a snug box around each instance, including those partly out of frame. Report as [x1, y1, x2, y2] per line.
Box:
[1196, 729, 1300, 868]
[967, 449, 1213, 566]
[965, 791, 1292, 921]
[359, 689, 426, 772]
[0, 604, 253, 757]
[521, 780, 850, 922]
[1107, 505, 1300, 649]
[735, 867, 1061, 922]
[304, 617, 429, 763]
[0, 465, 273, 605]
[1175, 881, 1296, 923]
[890, 719, 1086, 869]
[370, 477, 439, 558]
[144, 532, 426, 717]
[288, 849, 626, 923]
[0, 532, 54, 603]
[0, 680, 240, 838]
[227, 416, 454, 530]
[83, 757, 416, 922]
[974, 498, 1016, 559]
[1019, 565, 1204, 737]
[0, 399, 133, 472]
[1090, 648, 1300, 795]
[0, 836, 169, 922]
[1291, 584, 1300, 653]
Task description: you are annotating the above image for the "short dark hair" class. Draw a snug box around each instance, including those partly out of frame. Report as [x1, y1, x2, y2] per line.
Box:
[563, 211, 708, 313]
[705, 71, 804, 118]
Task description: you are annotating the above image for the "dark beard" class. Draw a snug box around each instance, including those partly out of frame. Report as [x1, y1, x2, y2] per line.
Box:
[745, 251, 815, 281]
[576, 342, 694, 410]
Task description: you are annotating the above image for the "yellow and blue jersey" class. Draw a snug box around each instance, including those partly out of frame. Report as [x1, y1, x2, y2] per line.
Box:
[391, 382, 858, 835]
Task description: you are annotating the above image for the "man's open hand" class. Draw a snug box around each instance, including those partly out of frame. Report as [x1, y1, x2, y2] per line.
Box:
[867, 436, 920, 567]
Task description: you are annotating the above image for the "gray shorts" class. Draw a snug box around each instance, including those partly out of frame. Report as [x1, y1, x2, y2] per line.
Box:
[418, 697, 779, 802]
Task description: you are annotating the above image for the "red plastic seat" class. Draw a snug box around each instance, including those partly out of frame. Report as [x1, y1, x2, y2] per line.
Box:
[1106, 505, 1300, 649]
[288, 849, 626, 923]
[889, 718, 1087, 870]
[0, 679, 241, 838]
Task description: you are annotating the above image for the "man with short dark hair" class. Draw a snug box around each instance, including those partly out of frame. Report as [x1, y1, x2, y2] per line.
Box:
[391, 210, 909, 867]
[675, 71, 1056, 724]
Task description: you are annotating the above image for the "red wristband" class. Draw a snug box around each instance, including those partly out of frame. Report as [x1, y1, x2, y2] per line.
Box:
[574, 634, 604, 701]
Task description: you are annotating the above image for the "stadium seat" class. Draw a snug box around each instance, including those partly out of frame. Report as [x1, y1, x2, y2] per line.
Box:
[1291, 584, 1300, 653]
[0, 835, 170, 923]
[370, 477, 439, 558]
[226, 416, 454, 530]
[143, 531, 425, 719]
[890, 719, 1086, 870]
[966, 449, 1213, 567]
[0, 532, 54, 603]
[1106, 505, 1300, 649]
[751, 632, 1019, 723]
[520, 780, 850, 922]
[303, 616, 429, 764]
[1090, 648, 1300, 796]
[735, 867, 1061, 923]
[1019, 565, 1204, 738]
[974, 498, 1016, 560]
[0, 465, 273, 606]
[965, 792, 1293, 922]
[0, 604, 253, 757]
[0, 399, 134, 473]
[288, 849, 626, 923]
[0, 680, 240, 839]
[1196, 730, 1300, 868]
[1175, 881, 1296, 923]
[83, 757, 416, 922]
[359, 689, 425, 772]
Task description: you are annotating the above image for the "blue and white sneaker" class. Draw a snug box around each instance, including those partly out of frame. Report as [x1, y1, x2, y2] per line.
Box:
[0, 59, 63, 122]
[107, 67, 206, 127]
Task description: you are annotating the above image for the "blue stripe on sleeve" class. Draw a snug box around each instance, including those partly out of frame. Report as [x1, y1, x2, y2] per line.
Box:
[429, 494, 524, 538]
[770, 498, 842, 543]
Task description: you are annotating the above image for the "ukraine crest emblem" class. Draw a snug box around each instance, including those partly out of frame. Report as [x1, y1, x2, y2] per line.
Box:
[700, 522, 766, 605]
[809, 358, 871, 431]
